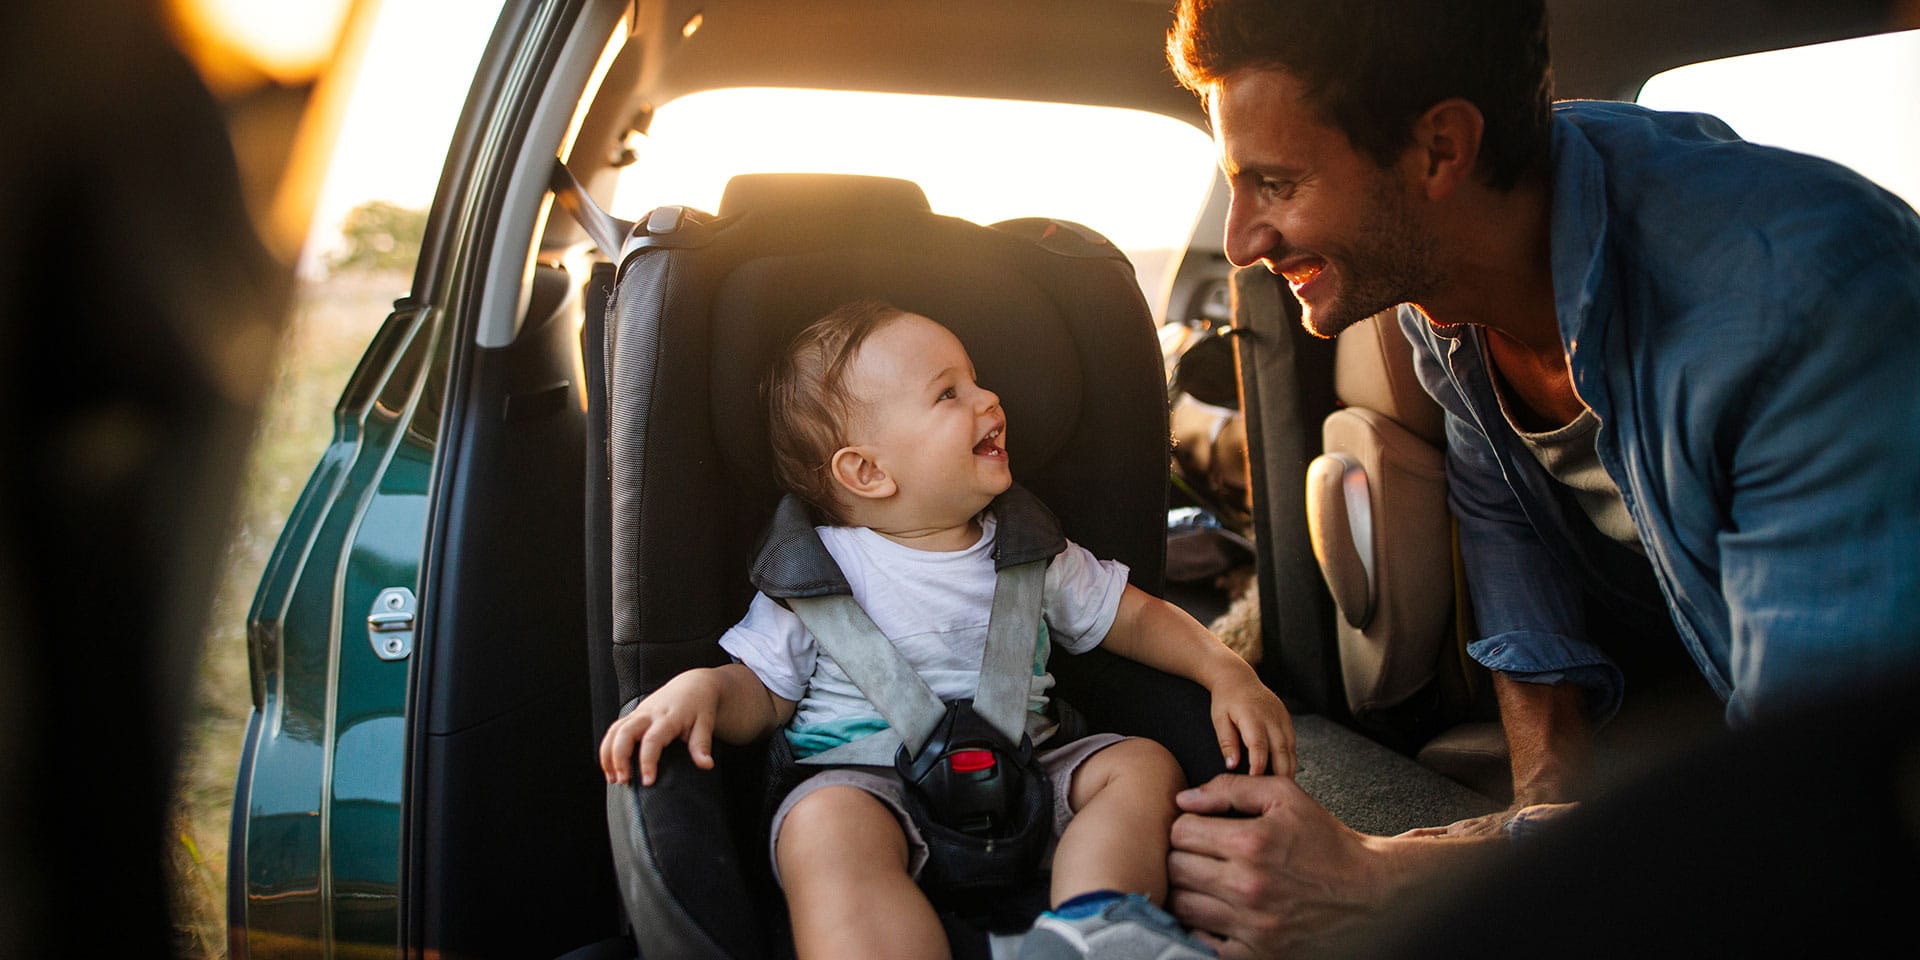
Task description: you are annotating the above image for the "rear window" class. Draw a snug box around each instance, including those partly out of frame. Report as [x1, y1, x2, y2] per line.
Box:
[608, 88, 1220, 322]
[1636, 29, 1920, 210]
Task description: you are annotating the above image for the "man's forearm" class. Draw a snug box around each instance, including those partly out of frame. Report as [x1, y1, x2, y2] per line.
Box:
[1493, 674, 1592, 806]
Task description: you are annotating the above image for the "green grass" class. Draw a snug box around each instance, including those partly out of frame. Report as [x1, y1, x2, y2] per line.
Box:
[168, 268, 410, 960]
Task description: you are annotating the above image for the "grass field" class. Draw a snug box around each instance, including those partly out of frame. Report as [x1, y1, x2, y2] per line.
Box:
[167, 268, 411, 959]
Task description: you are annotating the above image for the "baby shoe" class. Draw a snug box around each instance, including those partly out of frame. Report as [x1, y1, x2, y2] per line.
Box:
[1018, 891, 1216, 959]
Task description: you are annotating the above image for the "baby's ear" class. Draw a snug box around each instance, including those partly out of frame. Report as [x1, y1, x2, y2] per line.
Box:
[829, 446, 896, 501]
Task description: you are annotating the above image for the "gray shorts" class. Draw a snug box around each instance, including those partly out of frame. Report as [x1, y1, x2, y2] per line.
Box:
[768, 732, 1131, 886]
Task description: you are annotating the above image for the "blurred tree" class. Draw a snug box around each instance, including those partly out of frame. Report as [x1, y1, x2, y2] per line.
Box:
[331, 199, 426, 271]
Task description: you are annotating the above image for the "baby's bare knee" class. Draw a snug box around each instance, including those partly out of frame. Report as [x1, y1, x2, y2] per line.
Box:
[776, 786, 908, 873]
[1114, 738, 1185, 785]
[1072, 738, 1185, 810]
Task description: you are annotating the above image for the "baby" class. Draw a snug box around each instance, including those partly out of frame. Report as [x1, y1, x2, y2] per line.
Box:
[599, 300, 1293, 960]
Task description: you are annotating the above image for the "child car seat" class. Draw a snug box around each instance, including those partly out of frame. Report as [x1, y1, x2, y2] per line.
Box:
[583, 173, 1229, 958]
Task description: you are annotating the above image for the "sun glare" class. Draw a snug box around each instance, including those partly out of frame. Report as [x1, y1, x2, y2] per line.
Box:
[167, 0, 356, 90]
[302, 0, 504, 274]
[609, 88, 1220, 314]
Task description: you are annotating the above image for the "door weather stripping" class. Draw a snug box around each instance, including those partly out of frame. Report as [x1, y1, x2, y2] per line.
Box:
[367, 587, 417, 660]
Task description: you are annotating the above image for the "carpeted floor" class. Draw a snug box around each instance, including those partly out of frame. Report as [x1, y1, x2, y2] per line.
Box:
[1291, 714, 1501, 835]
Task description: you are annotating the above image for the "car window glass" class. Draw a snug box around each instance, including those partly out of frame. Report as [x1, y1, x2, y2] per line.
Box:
[1636, 29, 1920, 209]
[607, 87, 1219, 322]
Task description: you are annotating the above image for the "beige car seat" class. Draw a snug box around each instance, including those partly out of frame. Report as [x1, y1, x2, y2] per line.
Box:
[1304, 309, 1511, 799]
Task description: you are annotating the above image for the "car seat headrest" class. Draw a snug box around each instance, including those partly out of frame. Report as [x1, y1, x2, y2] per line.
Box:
[706, 181, 1090, 510]
[718, 173, 931, 219]
[709, 249, 1083, 505]
[1335, 309, 1444, 447]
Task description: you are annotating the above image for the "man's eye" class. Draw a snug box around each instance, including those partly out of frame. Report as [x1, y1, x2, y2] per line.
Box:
[1259, 178, 1292, 200]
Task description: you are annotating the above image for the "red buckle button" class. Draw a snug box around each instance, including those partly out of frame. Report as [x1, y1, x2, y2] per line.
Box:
[948, 749, 997, 773]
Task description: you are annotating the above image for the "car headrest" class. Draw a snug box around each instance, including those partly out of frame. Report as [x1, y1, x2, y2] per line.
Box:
[704, 176, 1085, 505]
[1334, 309, 1444, 447]
[717, 173, 932, 219]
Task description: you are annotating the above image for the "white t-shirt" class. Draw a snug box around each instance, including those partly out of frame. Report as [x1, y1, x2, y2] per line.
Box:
[719, 513, 1129, 756]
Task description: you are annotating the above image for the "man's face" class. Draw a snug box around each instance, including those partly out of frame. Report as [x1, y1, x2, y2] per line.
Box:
[1211, 68, 1440, 338]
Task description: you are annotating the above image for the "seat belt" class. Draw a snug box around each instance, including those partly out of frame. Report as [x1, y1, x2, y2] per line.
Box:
[548, 158, 635, 260]
[786, 559, 1047, 767]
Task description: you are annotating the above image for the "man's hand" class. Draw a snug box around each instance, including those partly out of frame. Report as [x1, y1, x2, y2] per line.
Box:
[1396, 801, 1579, 839]
[1165, 775, 1380, 958]
[1208, 672, 1296, 777]
[1168, 775, 1512, 958]
[1397, 810, 1508, 839]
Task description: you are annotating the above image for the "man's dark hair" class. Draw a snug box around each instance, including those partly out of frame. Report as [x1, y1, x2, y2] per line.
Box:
[1168, 0, 1554, 190]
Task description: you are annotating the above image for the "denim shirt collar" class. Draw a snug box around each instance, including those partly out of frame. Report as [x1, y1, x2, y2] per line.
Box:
[1548, 107, 1612, 418]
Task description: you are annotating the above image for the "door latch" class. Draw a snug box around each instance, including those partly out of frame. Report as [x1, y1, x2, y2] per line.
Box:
[367, 587, 416, 661]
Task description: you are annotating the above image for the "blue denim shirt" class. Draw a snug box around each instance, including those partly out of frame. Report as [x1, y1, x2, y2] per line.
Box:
[1402, 100, 1920, 727]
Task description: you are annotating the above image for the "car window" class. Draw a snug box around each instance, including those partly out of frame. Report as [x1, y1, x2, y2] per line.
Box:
[1635, 29, 1920, 210]
[301, 0, 507, 278]
[607, 87, 1219, 322]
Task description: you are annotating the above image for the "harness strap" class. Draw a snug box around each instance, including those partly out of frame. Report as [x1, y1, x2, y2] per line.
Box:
[787, 595, 946, 757]
[975, 560, 1046, 744]
[785, 559, 1050, 767]
[798, 731, 901, 766]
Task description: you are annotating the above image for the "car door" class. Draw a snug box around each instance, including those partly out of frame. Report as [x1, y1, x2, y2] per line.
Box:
[229, 2, 624, 957]
[231, 297, 442, 957]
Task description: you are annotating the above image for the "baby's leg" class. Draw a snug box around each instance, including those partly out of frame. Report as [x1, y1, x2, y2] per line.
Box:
[775, 784, 947, 960]
[1050, 737, 1185, 905]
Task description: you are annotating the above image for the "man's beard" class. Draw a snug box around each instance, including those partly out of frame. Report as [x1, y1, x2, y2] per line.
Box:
[1298, 174, 1442, 339]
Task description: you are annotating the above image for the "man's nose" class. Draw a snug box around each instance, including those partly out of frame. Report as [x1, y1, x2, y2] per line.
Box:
[1222, 189, 1276, 269]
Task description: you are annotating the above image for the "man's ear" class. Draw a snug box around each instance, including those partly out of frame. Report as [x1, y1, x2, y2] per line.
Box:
[1407, 98, 1485, 201]
[830, 446, 896, 501]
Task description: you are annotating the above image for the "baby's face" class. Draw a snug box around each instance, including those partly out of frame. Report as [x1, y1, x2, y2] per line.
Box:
[841, 313, 1011, 526]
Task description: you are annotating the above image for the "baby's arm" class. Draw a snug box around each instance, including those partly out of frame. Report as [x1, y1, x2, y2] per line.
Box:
[599, 663, 797, 786]
[1100, 584, 1295, 777]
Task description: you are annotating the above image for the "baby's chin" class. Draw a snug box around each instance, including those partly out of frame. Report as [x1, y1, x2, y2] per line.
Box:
[951, 485, 1008, 527]
[982, 469, 1013, 498]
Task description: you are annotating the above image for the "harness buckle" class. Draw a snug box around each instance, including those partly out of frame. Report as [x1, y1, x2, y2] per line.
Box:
[895, 699, 1036, 839]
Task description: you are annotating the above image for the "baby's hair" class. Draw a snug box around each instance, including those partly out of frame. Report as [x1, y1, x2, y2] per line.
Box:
[763, 299, 907, 525]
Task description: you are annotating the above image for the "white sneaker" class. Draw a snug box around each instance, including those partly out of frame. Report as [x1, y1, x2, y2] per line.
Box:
[1018, 893, 1216, 959]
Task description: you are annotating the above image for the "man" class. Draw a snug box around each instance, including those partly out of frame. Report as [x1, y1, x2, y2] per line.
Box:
[1159, 0, 1920, 955]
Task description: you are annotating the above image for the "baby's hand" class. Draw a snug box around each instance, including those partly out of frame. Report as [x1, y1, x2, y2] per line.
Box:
[1209, 672, 1296, 777]
[599, 669, 725, 786]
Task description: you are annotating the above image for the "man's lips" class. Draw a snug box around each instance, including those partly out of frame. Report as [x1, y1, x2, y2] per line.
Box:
[1274, 257, 1326, 292]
